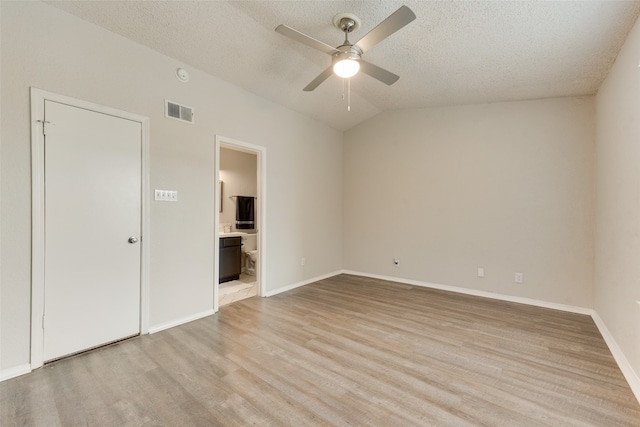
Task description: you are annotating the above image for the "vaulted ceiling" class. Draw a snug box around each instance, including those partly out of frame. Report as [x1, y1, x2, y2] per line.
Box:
[47, 1, 640, 130]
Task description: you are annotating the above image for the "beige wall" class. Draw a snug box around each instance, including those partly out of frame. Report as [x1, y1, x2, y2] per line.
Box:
[219, 148, 258, 231]
[344, 98, 595, 307]
[595, 16, 640, 379]
[0, 1, 343, 372]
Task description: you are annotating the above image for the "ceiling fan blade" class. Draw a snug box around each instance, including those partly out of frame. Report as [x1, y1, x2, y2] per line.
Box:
[303, 66, 334, 91]
[354, 5, 416, 53]
[359, 60, 400, 86]
[275, 25, 339, 55]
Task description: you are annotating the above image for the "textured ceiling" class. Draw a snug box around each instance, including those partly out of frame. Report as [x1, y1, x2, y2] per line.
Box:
[46, 0, 640, 131]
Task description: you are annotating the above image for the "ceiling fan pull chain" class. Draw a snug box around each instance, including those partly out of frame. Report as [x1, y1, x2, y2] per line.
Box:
[348, 78, 351, 112]
[342, 77, 346, 101]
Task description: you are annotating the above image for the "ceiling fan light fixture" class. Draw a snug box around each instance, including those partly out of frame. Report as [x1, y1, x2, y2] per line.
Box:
[333, 49, 361, 78]
[333, 58, 360, 78]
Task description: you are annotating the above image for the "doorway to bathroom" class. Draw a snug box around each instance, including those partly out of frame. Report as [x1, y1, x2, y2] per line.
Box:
[214, 135, 266, 311]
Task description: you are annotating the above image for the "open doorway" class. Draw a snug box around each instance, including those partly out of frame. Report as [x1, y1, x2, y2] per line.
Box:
[214, 136, 266, 312]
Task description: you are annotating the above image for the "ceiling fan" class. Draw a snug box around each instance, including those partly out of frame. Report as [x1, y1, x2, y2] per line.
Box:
[275, 5, 416, 91]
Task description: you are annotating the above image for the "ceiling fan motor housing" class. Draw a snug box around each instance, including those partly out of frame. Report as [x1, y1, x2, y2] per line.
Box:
[333, 45, 362, 65]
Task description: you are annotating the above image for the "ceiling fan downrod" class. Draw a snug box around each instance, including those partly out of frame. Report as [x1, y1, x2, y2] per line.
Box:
[339, 17, 356, 45]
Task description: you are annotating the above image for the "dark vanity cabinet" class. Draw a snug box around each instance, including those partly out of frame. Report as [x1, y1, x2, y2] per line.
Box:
[219, 236, 242, 283]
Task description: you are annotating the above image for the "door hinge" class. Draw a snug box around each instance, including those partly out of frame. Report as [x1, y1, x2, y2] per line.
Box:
[37, 120, 50, 136]
[42, 315, 45, 329]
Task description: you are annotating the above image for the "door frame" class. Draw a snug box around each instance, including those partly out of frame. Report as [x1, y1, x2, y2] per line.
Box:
[214, 135, 267, 312]
[30, 88, 150, 369]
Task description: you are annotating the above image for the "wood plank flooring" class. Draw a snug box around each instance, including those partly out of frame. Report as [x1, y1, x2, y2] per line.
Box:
[2, 274, 639, 426]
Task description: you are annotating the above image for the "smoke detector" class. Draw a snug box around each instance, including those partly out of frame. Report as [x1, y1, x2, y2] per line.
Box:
[176, 68, 189, 82]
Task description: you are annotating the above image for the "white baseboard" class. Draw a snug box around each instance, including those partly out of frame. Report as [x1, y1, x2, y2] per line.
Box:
[342, 270, 592, 315]
[265, 270, 343, 297]
[590, 311, 640, 403]
[148, 309, 215, 334]
[1, 364, 31, 382]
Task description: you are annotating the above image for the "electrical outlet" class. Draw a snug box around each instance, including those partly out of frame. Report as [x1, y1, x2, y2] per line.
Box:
[515, 272, 524, 284]
[301, 257, 306, 266]
[478, 268, 485, 278]
[393, 258, 400, 267]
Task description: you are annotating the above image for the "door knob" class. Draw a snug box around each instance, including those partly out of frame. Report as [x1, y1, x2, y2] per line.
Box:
[128, 237, 138, 244]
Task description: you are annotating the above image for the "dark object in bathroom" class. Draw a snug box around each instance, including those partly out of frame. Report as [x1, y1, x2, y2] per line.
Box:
[219, 236, 242, 283]
[236, 196, 254, 229]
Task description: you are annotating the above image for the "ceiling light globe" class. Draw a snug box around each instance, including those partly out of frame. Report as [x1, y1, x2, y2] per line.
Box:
[333, 59, 360, 78]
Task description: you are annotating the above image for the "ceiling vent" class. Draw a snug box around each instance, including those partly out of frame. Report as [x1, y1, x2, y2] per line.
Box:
[165, 99, 194, 124]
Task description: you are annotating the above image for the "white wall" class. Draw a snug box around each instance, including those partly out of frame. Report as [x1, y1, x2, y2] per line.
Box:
[0, 1, 343, 373]
[344, 98, 595, 307]
[595, 16, 640, 380]
[219, 148, 257, 231]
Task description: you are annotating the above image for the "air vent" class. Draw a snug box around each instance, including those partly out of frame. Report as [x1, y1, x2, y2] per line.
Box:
[165, 100, 194, 124]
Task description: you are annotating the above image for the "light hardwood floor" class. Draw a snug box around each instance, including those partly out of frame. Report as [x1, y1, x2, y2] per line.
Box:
[2, 274, 639, 426]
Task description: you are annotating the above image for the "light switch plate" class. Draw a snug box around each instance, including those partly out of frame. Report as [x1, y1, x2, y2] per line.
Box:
[155, 189, 178, 202]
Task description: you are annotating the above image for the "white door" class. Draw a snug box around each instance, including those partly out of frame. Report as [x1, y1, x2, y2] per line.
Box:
[43, 100, 142, 361]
